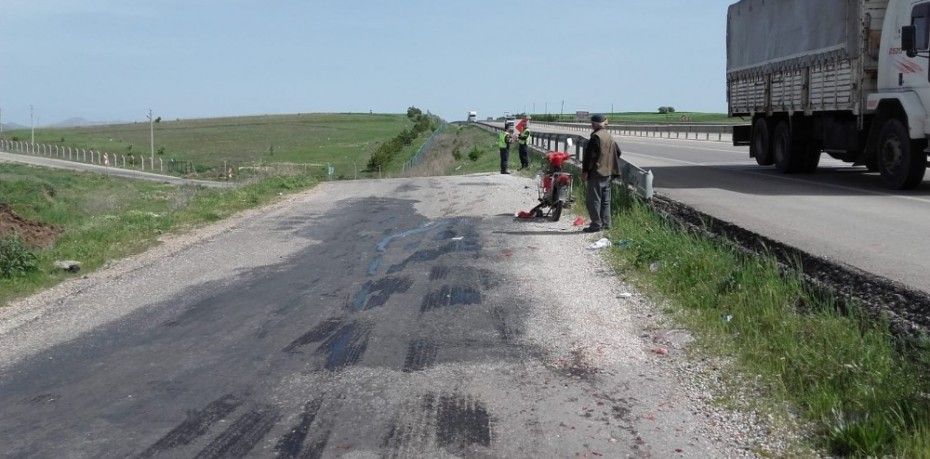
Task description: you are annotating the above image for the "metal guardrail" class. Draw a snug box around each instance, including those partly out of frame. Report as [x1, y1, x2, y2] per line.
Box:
[475, 122, 654, 200]
[530, 121, 741, 143]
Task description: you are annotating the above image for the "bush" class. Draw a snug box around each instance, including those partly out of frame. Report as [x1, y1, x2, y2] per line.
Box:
[452, 147, 463, 161]
[406, 107, 423, 119]
[468, 146, 483, 162]
[0, 236, 39, 279]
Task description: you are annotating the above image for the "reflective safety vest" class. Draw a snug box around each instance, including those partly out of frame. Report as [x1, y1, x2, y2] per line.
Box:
[518, 129, 530, 145]
[498, 131, 510, 148]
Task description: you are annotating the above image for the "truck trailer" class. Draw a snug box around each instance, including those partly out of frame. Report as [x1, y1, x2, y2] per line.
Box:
[728, 0, 930, 189]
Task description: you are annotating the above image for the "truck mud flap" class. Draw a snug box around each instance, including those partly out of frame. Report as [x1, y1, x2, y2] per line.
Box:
[732, 125, 751, 146]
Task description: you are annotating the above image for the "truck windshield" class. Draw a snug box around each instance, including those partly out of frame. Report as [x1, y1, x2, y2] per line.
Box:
[913, 3, 930, 50]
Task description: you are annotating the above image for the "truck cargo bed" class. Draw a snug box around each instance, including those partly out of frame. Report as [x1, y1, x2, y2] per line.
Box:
[726, 0, 886, 116]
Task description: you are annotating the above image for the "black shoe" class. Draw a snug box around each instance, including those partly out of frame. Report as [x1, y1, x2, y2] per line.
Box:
[501, 171, 511, 175]
[582, 225, 602, 233]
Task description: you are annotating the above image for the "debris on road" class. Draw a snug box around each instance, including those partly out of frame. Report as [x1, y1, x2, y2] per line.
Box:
[618, 292, 633, 299]
[53, 260, 82, 273]
[587, 238, 612, 250]
[572, 217, 586, 226]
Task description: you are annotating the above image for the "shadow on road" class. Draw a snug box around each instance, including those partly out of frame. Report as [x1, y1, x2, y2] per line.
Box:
[648, 164, 930, 197]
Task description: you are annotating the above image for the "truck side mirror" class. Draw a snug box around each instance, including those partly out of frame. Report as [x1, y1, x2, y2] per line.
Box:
[903, 25, 918, 58]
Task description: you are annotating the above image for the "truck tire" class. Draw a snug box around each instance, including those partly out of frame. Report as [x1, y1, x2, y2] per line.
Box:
[877, 119, 928, 189]
[800, 146, 821, 173]
[773, 121, 804, 173]
[751, 118, 773, 166]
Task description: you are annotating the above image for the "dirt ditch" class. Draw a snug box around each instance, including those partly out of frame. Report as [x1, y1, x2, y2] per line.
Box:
[0, 204, 59, 248]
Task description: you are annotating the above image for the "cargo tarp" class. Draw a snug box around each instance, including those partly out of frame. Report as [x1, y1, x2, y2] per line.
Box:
[727, 0, 858, 72]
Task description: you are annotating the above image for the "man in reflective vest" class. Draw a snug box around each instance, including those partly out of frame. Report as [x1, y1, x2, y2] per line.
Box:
[518, 123, 531, 170]
[499, 126, 514, 174]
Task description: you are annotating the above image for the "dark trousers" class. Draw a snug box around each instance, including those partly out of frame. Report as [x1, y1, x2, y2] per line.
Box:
[519, 144, 529, 167]
[499, 147, 510, 173]
[585, 173, 612, 229]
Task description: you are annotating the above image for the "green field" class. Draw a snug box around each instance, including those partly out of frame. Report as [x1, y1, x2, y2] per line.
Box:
[3, 113, 418, 179]
[528, 112, 738, 124]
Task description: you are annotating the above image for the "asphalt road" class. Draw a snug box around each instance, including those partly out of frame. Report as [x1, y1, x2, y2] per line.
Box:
[0, 151, 233, 188]
[513, 122, 930, 294]
[0, 175, 740, 458]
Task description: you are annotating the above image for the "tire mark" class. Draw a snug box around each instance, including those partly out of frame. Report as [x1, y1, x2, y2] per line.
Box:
[386, 239, 481, 274]
[299, 429, 331, 459]
[350, 276, 413, 311]
[402, 339, 438, 372]
[489, 306, 512, 342]
[436, 394, 492, 450]
[274, 396, 325, 458]
[194, 405, 279, 459]
[382, 394, 436, 458]
[283, 318, 344, 353]
[429, 266, 450, 281]
[420, 286, 482, 313]
[317, 321, 371, 370]
[139, 394, 242, 458]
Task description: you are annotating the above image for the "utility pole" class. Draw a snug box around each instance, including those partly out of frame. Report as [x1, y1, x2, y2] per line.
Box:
[0, 105, 3, 137]
[147, 108, 154, 165]
[533, 102, 536, 115]
[545, 102, 548, 115]
[560, 100, 564, 121]
[30, 105, 35, 144]
[611, 103, 614, 115]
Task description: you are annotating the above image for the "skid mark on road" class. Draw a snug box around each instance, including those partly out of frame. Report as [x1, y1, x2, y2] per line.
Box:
[274, 396, 325, 458]
[349, 276, 413, 312]
[382, 393, 493, 456]
[421, 286, 482, 313]
[139, 394, 242, 457]
[282, 318, 344, 353]
[436, 394, 492, 451]
[317, 321, 371, 370]
[382, 394, 437, 457]
[403, 339, 438, 372]
[193, 405, 279, 459]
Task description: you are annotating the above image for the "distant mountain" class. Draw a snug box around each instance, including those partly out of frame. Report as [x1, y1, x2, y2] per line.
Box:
[0, 122, 26, 131]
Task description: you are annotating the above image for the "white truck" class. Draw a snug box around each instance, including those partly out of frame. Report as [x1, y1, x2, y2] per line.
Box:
[728, 0, 930, 189]
[467, 111, 478, 123]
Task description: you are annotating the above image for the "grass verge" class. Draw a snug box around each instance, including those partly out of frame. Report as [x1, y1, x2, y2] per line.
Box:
[0, 162, 316, 306]
[595, 186, 930, 456]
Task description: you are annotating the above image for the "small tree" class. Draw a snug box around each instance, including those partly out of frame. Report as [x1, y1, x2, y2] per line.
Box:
[658, 106, 669, 114]
[154, 116, 162, 123]
[406, 107, 423, 119]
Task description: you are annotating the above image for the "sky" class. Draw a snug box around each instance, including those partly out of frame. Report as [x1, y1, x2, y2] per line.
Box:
[0, 0, 735, 125]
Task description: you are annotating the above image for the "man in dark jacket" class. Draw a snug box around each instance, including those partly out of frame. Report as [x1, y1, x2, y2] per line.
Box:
[581, 114, 622, 232]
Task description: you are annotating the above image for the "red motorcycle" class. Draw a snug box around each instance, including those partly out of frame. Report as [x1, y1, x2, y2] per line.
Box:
[529, 152, 574, 221]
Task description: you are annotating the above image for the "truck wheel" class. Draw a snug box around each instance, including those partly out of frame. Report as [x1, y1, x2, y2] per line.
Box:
[751, 118, 773, 166]
[877, 119, 928, 189]
[773, 121, 803, 173]
[800, 146, 821, 173]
